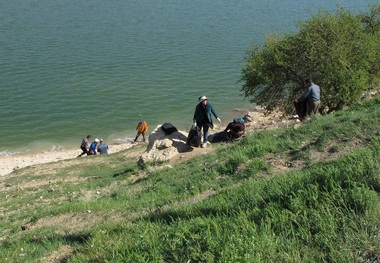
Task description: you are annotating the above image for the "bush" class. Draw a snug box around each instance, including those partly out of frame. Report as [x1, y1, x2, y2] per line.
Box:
[241, 5, 380, 113]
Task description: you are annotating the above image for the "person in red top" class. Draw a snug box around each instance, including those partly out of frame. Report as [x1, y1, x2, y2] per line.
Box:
[134, 121, 148, 142]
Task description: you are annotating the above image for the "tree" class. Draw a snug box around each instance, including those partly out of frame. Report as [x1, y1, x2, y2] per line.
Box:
[241, 5, 380, 114]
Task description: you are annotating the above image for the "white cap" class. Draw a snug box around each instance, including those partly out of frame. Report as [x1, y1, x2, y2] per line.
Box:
[95, 138, 100, 143]
[199, 96, 207, 102]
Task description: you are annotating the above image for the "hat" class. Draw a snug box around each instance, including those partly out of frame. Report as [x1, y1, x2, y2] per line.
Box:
[233, 117, 245, 124]
[100, 139, 104, 142]
[95, 138, 100, 143]
[199, 96, 207, 102]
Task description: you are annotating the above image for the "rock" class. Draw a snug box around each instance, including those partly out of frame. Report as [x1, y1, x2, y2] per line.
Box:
[244, 111, 261, 122]
[138, 125, 192, 166]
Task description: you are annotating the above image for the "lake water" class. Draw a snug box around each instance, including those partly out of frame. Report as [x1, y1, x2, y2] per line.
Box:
[0, 0, 374, 155]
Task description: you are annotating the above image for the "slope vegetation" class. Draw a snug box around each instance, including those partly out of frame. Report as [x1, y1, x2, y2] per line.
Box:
[1, 97, 379, 262]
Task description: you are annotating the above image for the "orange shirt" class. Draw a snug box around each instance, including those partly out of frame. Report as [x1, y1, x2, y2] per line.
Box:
[136, 121, 148, 133]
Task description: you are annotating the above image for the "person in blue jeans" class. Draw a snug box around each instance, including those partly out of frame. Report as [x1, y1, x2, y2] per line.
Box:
[193, 96, 221, 148]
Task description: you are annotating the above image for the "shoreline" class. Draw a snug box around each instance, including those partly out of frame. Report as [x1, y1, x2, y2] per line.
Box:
[0, 122, 230, 177]
[0, 106, 276, 177]
[0, 142, 136, 177]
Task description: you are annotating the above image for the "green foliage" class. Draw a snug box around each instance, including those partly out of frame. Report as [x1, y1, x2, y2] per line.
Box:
[241, 5, 380, 113]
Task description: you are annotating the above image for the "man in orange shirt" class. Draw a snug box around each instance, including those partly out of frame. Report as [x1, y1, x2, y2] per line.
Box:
[134, 121, 148, 142]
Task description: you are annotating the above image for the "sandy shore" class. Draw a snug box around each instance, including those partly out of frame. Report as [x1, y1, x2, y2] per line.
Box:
[0, 143, 135, 177]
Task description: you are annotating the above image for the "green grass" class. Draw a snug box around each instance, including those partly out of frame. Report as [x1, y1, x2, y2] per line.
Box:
[0, 97, 379, 262]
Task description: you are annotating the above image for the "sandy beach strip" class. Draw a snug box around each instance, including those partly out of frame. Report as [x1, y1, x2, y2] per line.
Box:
[0, 143, 134, 177]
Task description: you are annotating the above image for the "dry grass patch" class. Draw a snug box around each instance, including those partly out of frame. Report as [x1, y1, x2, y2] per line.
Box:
[41, 245, 75, 263]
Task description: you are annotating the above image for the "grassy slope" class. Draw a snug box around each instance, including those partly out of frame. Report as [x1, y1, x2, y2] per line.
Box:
[1, 97, 379, 263]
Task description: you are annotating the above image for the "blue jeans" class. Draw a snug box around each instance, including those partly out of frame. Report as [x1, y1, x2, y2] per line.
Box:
[202, 123, 210, 143]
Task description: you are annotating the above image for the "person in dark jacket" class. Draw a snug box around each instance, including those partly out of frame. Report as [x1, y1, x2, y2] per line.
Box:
[193, 96, 221, 148]
[78, 134, 91, 157]
[224, 118, 245, 140]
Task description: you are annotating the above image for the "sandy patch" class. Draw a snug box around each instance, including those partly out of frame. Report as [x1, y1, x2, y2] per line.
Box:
[0, 143, 134, 177]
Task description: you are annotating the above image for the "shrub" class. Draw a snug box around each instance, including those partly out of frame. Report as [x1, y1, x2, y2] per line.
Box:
[241, 5, 380, 114]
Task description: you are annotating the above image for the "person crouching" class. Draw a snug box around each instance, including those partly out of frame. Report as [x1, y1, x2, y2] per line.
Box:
[88, 138, 100, 155]
[224, 117, 245, 140]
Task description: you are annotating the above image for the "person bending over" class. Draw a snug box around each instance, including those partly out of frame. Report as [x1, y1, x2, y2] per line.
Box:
[224, 117, 245, 140]
[88, 138, 100, 155]
[134, 121, 148, 142]
[294, 78, 321, 120]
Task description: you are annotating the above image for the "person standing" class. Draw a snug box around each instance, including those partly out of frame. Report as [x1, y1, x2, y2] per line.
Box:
[78, 134, 91, 157]
[134, 121, 148, 142]
[88, 138, 100, 155]
[193, 95, 221, 148]
[97, 139, 109, 154]
[294, 78, 321, 120]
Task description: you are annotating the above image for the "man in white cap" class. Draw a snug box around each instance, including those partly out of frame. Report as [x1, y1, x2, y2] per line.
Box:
[88, 138, 100, 155]
[193, 95, 221, 148]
